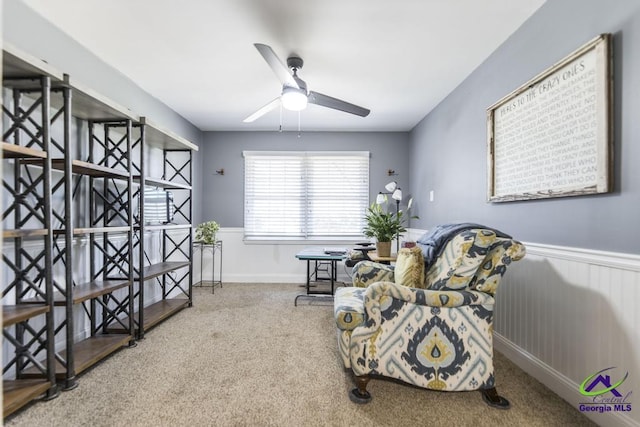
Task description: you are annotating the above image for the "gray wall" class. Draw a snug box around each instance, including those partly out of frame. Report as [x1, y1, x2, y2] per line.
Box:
[409, 0, 640, 254]
[3, 1, 205, 223]
[201, 131, 410, 227]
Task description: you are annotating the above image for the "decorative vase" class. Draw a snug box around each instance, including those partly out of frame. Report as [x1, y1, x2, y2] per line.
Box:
[376, 241, 392, 257]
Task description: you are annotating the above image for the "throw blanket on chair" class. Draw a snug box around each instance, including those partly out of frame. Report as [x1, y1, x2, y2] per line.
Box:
[417, 222, 511, 270]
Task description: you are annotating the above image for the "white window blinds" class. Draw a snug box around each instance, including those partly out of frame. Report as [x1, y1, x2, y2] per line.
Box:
[243, 151, 369, 240]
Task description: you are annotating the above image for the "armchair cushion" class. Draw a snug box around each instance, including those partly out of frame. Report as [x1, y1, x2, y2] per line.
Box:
[394, 246, 425, 288]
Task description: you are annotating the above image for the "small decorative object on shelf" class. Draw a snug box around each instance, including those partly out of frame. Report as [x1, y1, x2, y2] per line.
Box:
[195, 221, 220, 244]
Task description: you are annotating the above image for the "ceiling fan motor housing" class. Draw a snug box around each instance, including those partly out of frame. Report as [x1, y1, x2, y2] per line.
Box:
[287, 56, 304, 71]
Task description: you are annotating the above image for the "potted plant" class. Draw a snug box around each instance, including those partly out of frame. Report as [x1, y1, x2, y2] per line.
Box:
[362, 204, 408, 257]
[195, 221, 220, 244]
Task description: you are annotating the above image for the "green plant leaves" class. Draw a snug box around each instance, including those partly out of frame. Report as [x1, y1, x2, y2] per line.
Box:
[362, 204, 407, 242]
[195, 220, 220, 244]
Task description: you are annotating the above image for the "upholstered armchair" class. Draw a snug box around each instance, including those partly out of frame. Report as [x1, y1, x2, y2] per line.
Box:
[334, 226, 525, 407]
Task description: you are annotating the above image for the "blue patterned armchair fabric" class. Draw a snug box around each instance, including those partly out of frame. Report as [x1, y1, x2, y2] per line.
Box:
[334, 227, 525, 406]
[352, 260, 395, 288]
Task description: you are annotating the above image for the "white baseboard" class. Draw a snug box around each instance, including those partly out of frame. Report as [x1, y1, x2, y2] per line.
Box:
[495, 333, 638, 427]
[221, 273, 351, 284]
[222, 274, 305, 284]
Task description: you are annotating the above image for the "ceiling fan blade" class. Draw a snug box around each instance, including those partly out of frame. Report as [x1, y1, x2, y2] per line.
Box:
[254, 43, 299, 89]
[308, 91, 370, 117]
[243, 97, 281, 123]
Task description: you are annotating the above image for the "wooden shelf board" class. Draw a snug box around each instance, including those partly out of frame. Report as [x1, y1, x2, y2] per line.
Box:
[3, 42, 65, 82]
[1, 47, 135, 124]
[108, 298, 189, 334]
[1, 143, 48, 159]
[2, 229, 49, 239]
[139, 117, 198, 151]
[48, 158, 130, 179]
[74, 226, 130, 235]
[132, 176, 192, 190]
[53, 227, 130, 236]
[51, 279, 131, 305]
[135, 224, 192, 232]
[141, 299, 190, 330]
[138, 261, 190, 281]
[3, 379, 52, 417]
[23, 334, 132, 379]
[72, 335, 132, 375]
[2, 305, 49, 326]
[67, 77, 138, 122]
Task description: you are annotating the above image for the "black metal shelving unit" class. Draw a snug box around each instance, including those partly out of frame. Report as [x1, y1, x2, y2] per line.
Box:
[1, 46, 62, 416]
[125, 117, 197, 340]
[44, 113, 137, 391]
[2, 43, 197, 415]
[3, 45, 138, 393]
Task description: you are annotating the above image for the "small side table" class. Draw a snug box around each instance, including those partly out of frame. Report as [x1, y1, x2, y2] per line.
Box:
[194, 240, 223, 293]
[352, 245, 375, 260]
[294, 247, 346, 306]
[368, 251, 397, 265]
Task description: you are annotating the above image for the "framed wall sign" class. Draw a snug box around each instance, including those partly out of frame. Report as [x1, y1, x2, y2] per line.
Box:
[486, 34, 613, 202]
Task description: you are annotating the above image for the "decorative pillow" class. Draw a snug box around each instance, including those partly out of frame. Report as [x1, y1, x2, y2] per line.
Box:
[394, 246, 425, 289]
[426, 229, 496, 291]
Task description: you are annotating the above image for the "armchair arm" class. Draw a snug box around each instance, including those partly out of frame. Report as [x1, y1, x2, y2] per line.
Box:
[353, 281, 494, 338]
[334, 287, 367, 331]
[352, 260, 395, 288]
[364, 281, 495, 310]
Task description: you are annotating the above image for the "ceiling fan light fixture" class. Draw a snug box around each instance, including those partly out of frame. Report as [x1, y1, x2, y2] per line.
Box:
[281, 86, 308, 111]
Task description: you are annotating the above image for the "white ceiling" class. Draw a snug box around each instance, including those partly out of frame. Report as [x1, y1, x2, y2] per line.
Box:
[21, 0, 545, 132]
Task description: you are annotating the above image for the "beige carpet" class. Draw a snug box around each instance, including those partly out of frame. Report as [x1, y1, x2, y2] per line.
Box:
[6, 283, 595, 426]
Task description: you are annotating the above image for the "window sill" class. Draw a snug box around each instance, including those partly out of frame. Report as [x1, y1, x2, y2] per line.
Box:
[243, 237, 367, 245]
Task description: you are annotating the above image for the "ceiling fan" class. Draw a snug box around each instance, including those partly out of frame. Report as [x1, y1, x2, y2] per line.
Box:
[243, 43, 370, 123]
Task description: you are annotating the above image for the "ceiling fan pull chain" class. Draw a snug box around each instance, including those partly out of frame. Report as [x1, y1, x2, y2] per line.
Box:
[279, 102, 283, 132]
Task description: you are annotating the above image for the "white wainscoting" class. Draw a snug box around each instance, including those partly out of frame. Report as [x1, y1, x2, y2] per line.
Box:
[213, 228, 354, 284]
[495, 242, 639, 427]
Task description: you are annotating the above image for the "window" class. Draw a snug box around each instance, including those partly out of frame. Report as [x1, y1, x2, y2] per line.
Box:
[243, 151, 369, 240]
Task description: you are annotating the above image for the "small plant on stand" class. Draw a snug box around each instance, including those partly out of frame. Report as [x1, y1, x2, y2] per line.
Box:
[195, 221, 220, 244]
